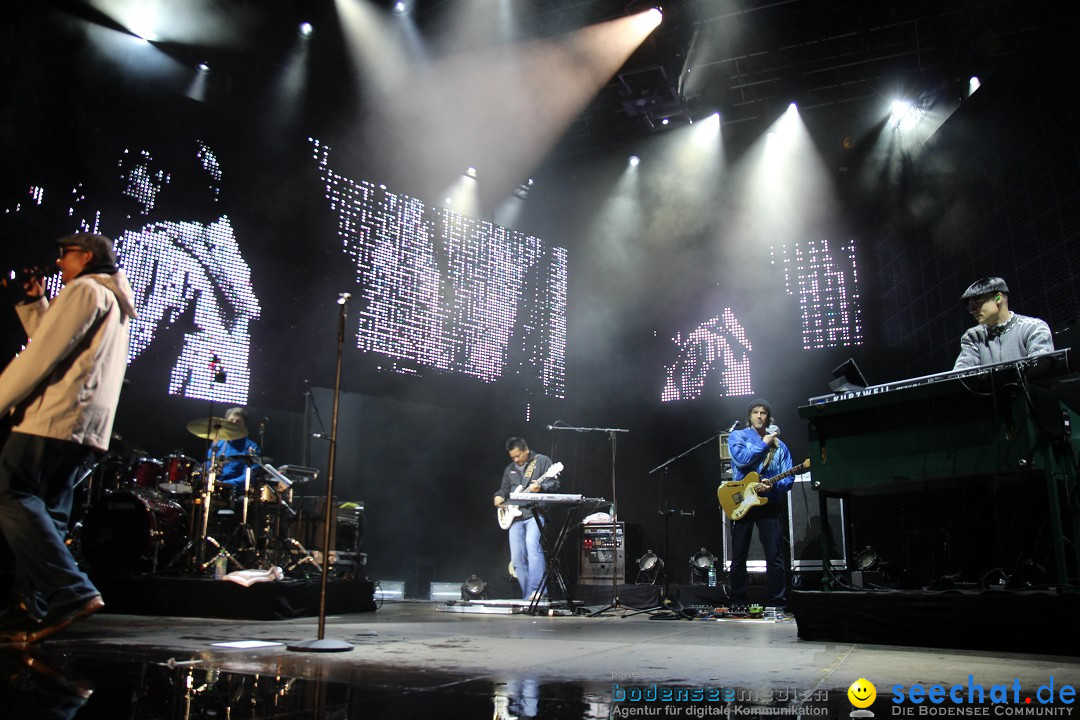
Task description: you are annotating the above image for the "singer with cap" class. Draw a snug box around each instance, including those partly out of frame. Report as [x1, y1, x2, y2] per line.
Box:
[953, 277, 1053, 370]
[725, 399, 793, 609]
[0, 233, 137, 644]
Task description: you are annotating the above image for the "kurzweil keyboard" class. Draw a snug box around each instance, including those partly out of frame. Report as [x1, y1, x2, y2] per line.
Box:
[808, 349, 1075, 405]
[508, 492, 607, 505]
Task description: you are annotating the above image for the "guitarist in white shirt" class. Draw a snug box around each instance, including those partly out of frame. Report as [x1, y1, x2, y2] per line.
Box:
[726, 400, 794, 609]
[493, 437, 559, 601]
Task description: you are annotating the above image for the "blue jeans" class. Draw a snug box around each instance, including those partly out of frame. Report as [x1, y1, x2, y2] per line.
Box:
[508, 515, 545, 598]
[729, 505, 786, 607]
[0, 432, 100, 612]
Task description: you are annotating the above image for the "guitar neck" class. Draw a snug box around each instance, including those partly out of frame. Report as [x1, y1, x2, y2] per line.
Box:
[761, 461, 807, 487]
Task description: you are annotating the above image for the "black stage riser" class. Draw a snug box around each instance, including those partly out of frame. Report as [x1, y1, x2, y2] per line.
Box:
[90, 575, 376, 620]
[790, 589, 1080, 657]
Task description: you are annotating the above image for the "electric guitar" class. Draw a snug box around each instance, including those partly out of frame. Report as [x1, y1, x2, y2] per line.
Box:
[496, 462, 564, 529]
[717, 459, 810, 521]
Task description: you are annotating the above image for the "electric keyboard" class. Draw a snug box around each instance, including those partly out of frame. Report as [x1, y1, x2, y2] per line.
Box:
[507, 492, 607, 505]
[808, 349, 1075, 405]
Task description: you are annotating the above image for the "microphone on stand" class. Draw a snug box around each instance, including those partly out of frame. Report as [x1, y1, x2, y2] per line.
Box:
[725, 420, 740, 433]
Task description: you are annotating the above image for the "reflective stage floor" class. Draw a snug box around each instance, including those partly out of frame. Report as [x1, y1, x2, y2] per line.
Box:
[2, 599, 1078, 718]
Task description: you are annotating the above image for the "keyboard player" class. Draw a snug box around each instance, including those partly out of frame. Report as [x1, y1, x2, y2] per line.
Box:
[954, 277, 1053, 369]
[493, 437, 559, 601]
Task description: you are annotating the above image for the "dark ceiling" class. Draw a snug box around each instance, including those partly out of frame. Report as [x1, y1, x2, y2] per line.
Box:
[4, 1, 1057, 168]
[544, 0, 1050, 159]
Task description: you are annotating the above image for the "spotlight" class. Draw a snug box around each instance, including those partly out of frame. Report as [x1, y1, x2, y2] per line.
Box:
[854, 546, 879, 572]
[298, 22, 314, 38]
[638, 550, 663, 572]
[461, 574, 488, 600]
[197, 62, 211, 73]
[466, 167, 477, 178]
[690, 547, 716, 583]
[636, 550, 664, 584]
[628, 155, 640, 167]
[968, 76, 981, 95]
[393, 1, 408, 14]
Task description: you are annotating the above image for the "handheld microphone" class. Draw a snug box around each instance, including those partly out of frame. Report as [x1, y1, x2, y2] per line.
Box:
[766, 424, 780, 436]
[1, 265, 60, 288]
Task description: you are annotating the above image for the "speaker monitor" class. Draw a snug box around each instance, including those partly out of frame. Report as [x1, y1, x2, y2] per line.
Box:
[295, 495, 337, 552]
[787, 474, 847, 571]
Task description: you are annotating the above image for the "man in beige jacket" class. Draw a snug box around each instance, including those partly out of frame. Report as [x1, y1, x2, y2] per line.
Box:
[0, 233, 137, 645]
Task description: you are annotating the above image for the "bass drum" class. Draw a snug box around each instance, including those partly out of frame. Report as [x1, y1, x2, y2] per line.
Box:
[81, 490, 187, 573]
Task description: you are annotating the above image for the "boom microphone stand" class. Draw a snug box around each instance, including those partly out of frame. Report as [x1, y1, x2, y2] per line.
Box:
[288, 293, 354, 654]
[623, 433, 728, 618]
[549, 424, 634, 616]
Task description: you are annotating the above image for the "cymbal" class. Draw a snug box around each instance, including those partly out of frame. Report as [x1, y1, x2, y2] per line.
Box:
[187, 417, 245, 442]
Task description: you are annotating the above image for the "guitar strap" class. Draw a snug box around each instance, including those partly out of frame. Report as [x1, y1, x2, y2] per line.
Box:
[761, 445, 778, 474]
[522, 457, 547, 522]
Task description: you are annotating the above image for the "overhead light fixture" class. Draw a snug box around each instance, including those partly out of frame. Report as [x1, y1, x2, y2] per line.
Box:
[628, 155, 640, 167]
[298, 22, 314, 38]
[461, 575, 488, 601]
[393, 1, 408, 15]
[197, 62, 211, 73]
[466, 167, 477, 178]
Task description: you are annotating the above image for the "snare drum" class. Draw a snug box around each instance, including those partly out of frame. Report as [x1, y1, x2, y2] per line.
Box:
[130, 457, 163, 489]
[80, 490, 187, 573]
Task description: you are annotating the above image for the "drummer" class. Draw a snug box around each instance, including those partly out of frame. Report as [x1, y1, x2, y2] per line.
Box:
[207, 407, 261, 495]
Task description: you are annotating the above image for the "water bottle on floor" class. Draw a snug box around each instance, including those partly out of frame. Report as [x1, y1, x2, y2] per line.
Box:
[708, 564, 717, 587]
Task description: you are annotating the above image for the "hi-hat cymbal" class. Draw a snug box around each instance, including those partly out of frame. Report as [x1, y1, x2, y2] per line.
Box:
[186, 417, 245, 441]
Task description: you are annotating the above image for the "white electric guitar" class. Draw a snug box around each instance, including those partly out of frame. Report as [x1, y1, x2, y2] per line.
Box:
[496, 462, 564, 529]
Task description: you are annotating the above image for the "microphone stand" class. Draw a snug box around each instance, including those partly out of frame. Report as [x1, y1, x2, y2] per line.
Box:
[550, 425, 636, 616]
[288, 293, 354, 654]
[622, 432, 728, 618]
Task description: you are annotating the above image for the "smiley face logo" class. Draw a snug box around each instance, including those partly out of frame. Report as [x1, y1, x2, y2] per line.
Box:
[847, 678, 876, 708]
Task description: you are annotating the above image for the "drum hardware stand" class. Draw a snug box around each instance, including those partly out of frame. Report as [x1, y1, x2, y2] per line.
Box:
[225, 460, 261, 566]
[256, 463, 318, 572]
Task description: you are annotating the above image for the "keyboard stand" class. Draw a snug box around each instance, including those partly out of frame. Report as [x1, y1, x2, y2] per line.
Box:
[524, 498, 605, 615]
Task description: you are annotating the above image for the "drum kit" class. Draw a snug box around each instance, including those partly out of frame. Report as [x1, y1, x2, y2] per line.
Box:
[74, 416, 322, 577]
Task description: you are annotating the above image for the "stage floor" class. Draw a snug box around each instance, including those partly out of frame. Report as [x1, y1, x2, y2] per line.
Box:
[2, 597, 1078, 718]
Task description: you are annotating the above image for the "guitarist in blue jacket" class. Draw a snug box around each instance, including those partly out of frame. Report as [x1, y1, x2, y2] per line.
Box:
[493, 437, 558, 601]
[726, 399, 793, 608]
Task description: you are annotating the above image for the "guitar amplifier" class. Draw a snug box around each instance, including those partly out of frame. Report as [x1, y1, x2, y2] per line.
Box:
[578, 522, 625, 585]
